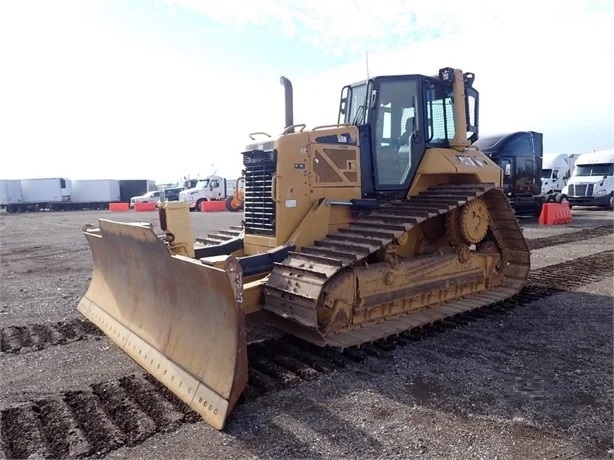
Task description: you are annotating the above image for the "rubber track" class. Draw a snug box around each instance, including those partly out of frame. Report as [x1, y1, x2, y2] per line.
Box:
[2, 225, 611, 356]
[2, 249, 612, 459]
[264, 184, 530, 346]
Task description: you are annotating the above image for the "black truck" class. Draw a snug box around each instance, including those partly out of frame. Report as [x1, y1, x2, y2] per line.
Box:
[118, 180, 155, 203]
[473, 130, 551, 215]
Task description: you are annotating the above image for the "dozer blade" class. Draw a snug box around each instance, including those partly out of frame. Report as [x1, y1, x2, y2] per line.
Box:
[77, 219, 248, 430]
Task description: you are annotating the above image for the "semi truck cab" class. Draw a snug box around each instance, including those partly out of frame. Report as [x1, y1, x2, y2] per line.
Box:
[541, 152, 572, 198]
[562, 149, 614, 210]
[473, 131, 543, 214]
[178, 174, 232, 211]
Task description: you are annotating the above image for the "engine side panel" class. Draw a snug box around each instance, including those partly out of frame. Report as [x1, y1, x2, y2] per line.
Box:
[243, 126, 362, 255]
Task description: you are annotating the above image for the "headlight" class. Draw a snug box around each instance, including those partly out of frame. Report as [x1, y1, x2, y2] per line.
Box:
[596, 189, 607, 196]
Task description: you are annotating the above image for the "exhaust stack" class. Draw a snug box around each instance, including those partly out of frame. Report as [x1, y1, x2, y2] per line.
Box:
[280, 76, 294, 133]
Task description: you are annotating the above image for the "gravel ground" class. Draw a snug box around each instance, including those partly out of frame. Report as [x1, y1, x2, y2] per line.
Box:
[0, 210, 242, 326]
[0, 207, 612, 459]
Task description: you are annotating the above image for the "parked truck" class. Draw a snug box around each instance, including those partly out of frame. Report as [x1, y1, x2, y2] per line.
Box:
[68, 179, 121, 210]
[0, 180, 23, 213]
[561, 148, 614, 210]
[130, 186, 184, 208]
[178, 174, 237, 211]
[540, 152, 573, 199]
[16, 177, 72, 211]
[2, 178, 157, 213]
[473, 131, 546, 214]
[119, 180, 156, 204]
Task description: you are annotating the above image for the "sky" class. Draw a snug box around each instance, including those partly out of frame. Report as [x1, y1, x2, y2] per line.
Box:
[1, 0, 613, 184]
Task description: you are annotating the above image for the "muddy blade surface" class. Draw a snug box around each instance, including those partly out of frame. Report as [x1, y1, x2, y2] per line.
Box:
[77, 219, 248, 430]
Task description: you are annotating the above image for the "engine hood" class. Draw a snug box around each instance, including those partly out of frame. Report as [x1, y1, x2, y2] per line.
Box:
[567, 175, 609, 185]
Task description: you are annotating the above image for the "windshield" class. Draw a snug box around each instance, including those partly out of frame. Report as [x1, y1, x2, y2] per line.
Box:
[573, 163, 614, 177]
[425, 84, 455, 144]
[425, 79, 478, 144]
[196, 179, 210, 188]
[474, 135, 504, 151]
[541, 169, 552, 179]
[348, 84, 367, 124]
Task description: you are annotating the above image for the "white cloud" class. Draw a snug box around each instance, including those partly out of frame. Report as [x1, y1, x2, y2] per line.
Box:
[183, 0, 614, 154]
[166, 0, 476, 56]
[0, 0, 287, 182]
[0, 0, 612, 185]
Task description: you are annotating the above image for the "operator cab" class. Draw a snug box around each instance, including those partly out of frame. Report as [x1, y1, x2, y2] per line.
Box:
[337, 67, 479, 199]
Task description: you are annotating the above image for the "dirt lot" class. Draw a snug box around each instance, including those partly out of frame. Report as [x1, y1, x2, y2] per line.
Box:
[1, 207, 613, 459]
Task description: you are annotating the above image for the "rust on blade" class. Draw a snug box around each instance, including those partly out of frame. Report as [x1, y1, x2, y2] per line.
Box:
[78, 219, 248, 430]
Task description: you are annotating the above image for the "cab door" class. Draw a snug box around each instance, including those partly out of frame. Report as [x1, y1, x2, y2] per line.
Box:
[497, 158, 514, 193]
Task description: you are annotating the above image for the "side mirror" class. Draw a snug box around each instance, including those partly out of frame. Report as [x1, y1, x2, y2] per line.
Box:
[504, 164, 511, 176]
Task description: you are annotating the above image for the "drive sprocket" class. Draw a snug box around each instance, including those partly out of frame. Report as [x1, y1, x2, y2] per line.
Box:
[459, 197, 490, 244]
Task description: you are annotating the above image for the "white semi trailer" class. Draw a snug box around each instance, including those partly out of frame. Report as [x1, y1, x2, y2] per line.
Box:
[0, 180, 23, 213]
[15, 178, 72, 211]
[68, 179, 121, 210]
[2, 177, 157, 213]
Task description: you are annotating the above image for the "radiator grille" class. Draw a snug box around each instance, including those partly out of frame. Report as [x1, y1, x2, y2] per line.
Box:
[242, 149, 277, 235]
[569, 184, 594, 197]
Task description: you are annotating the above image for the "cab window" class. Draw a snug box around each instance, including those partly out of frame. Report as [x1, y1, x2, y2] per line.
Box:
[498, 159, 512, 176]
[373, 79, 419, 186]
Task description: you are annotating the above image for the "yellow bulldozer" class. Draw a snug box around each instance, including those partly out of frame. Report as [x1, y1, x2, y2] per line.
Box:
[78, 67, 530, 431]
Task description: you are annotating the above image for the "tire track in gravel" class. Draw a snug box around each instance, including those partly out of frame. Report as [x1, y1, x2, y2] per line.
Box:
[3, 226, 611, 356]
[0, 318, 104, 354]
[1, 250, 612, 459]
[525, 224, 612, 250]
[1, 247, 90, 260]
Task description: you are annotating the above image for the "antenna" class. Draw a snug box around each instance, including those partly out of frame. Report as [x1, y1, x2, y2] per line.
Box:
[365, 50, 370, 79]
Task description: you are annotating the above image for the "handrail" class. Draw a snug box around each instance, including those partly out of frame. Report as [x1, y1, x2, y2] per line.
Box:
[283, 123, 306, 134]
[270, 174, 281, 203]
[312, 123, 352, 131]
[248, 132, 272, 140]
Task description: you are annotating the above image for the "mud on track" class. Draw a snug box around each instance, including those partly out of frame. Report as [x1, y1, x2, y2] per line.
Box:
[3, 225, 612, 356]
[1, 249, 612, 459]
